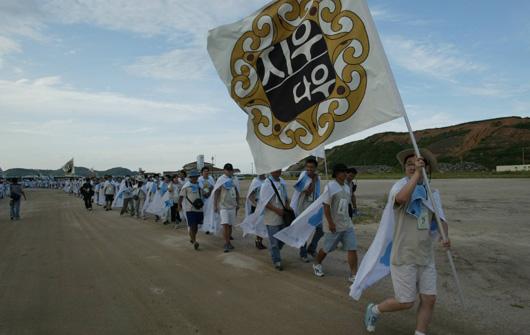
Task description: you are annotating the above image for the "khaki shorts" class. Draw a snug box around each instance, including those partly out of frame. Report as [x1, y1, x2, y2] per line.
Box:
[390, 260, 437, 303]
[219, 208, 236, 225]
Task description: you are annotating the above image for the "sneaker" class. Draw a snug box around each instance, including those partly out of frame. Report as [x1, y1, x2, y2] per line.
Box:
[223, 244, 230, 253]
[120, 214, 124, 217]
[255, 240, 267, 250]
[230, 236, 234, 240]
[274, 262, 283, 271]
[228, 243, 234, 250]
[155, 218, 160, 222]
[194, 242, 199, 250]
[313, 263, 324, 277]
[307, 250, 317, 258]
[163, 220, 169, 225]
[10, 217, 14, 220]
[205, 231, 210, 235]
[348, 274, 356, 283]
[300, 256, 310, 263]
[174, 224, 179, 229]
[365, 302, 380, 333]
[88, 208, 92, 211]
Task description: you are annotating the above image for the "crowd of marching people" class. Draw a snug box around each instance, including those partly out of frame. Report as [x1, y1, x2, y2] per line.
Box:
[64, 161, 363, 276]
[4, 148, 451, 334]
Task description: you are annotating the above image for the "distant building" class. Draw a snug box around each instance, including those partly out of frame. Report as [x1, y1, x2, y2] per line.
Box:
[496, 165, 530, 172]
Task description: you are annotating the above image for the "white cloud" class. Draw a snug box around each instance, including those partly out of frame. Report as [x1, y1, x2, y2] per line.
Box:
[0, 77, 252, 171]
[382, 35, 485, 81]
[124, 48, 211, 80]
[369, 5, 399, 22]
[0, 35, 21, 68]
[0, 1, 48, 40]
[40, 0, 268, 44]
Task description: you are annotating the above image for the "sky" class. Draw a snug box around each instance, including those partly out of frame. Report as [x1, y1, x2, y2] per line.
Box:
[1, 0, 529, 173]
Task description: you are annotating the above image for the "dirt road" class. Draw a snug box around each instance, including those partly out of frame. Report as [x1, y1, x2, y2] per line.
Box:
[0, 178, 528, 334]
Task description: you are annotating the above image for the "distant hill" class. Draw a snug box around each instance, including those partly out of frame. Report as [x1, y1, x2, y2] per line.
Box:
[5, 167, 137, 178]
[287, 116, 530, 171]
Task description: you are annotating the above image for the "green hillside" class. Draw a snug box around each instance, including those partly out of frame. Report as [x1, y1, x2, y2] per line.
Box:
[289, 116, 530, 171]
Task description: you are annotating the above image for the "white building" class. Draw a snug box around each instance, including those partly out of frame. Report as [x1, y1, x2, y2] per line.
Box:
[496, 165, 530, 172]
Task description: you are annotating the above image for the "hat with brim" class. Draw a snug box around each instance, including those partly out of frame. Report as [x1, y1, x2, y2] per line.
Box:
[188, 169, 200, 177]
[396, 148, 438, 172]
[136, 176, 145, 183]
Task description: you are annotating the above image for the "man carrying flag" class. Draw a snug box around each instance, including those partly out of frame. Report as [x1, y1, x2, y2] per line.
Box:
[312, 163, 358, 282]
[212, 163, 240, 252]
[291, 158, 322, 262]
[359, 149, 450, 334]
[178, 170, 204, 250]
[238, 173, 268, 249]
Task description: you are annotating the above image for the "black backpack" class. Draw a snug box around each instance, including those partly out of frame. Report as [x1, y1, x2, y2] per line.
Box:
[10, 186, 21, 201]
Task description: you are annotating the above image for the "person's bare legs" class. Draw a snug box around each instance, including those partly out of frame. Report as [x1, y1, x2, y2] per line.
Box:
[190, 225, 198, 243]
[316, 249, 327, 264]
[377, 298, 414, 313]
[222, 224, 230, 245]
[416, 294, 436, 333]
[348, 250, 358, 276]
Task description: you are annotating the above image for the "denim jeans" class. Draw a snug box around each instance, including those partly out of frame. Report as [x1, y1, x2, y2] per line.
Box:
[300, 222, 324, 257]
[10, 199, 21, 219]
[266, 224, 286, 264]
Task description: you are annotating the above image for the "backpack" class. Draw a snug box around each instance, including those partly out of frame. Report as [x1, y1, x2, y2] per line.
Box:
[10, 186, 21, 201]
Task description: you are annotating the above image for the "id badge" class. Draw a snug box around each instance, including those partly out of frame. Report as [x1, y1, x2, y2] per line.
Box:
[417, 206, 430, 230]
[337, 198, 348, 216]
[229, 188, 236, 199]
[276, 190, 282, 204]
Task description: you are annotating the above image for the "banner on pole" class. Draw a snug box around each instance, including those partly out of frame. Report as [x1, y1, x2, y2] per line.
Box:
[62, 158, 74, 176]
[208, 0, 404, 173]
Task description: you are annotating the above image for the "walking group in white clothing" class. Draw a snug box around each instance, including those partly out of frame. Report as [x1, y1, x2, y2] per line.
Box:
[14, 147, 450, 334]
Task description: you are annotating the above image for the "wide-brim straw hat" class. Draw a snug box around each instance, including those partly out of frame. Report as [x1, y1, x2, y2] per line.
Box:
[396, 148, 438, 172]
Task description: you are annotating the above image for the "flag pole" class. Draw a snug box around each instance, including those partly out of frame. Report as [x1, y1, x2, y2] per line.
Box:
[323, 151, 330, 187]
[402, 112, 467, 310]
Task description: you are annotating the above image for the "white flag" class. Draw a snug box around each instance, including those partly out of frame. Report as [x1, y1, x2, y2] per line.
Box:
[208, 0, 404, 173]
[62, 158, 74, 175]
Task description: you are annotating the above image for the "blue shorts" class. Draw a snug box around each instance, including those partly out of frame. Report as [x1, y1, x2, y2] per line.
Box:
[323, 226, 357, 253]
[186, 211, 204, 227]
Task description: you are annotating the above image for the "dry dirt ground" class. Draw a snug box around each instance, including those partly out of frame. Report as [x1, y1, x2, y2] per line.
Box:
[0, 178, 529, 335]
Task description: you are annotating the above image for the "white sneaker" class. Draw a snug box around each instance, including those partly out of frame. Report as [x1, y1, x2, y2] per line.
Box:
[348, 274, 356, 283]
[313, 263, 324, 277]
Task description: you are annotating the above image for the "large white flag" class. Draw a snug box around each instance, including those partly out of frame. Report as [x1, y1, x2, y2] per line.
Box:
[349, 177, 445, 300]
[208, 0, 404, 173]
[62, 158, 74, 176]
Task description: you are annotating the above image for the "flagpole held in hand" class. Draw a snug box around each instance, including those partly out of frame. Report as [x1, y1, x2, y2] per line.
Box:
[402, 112, 468, 310]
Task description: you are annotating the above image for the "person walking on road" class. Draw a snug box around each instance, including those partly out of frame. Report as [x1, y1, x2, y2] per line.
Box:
[9, 178, 26, 220]
[363, 149, 450, 334]
[80, 177, 94, 211]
